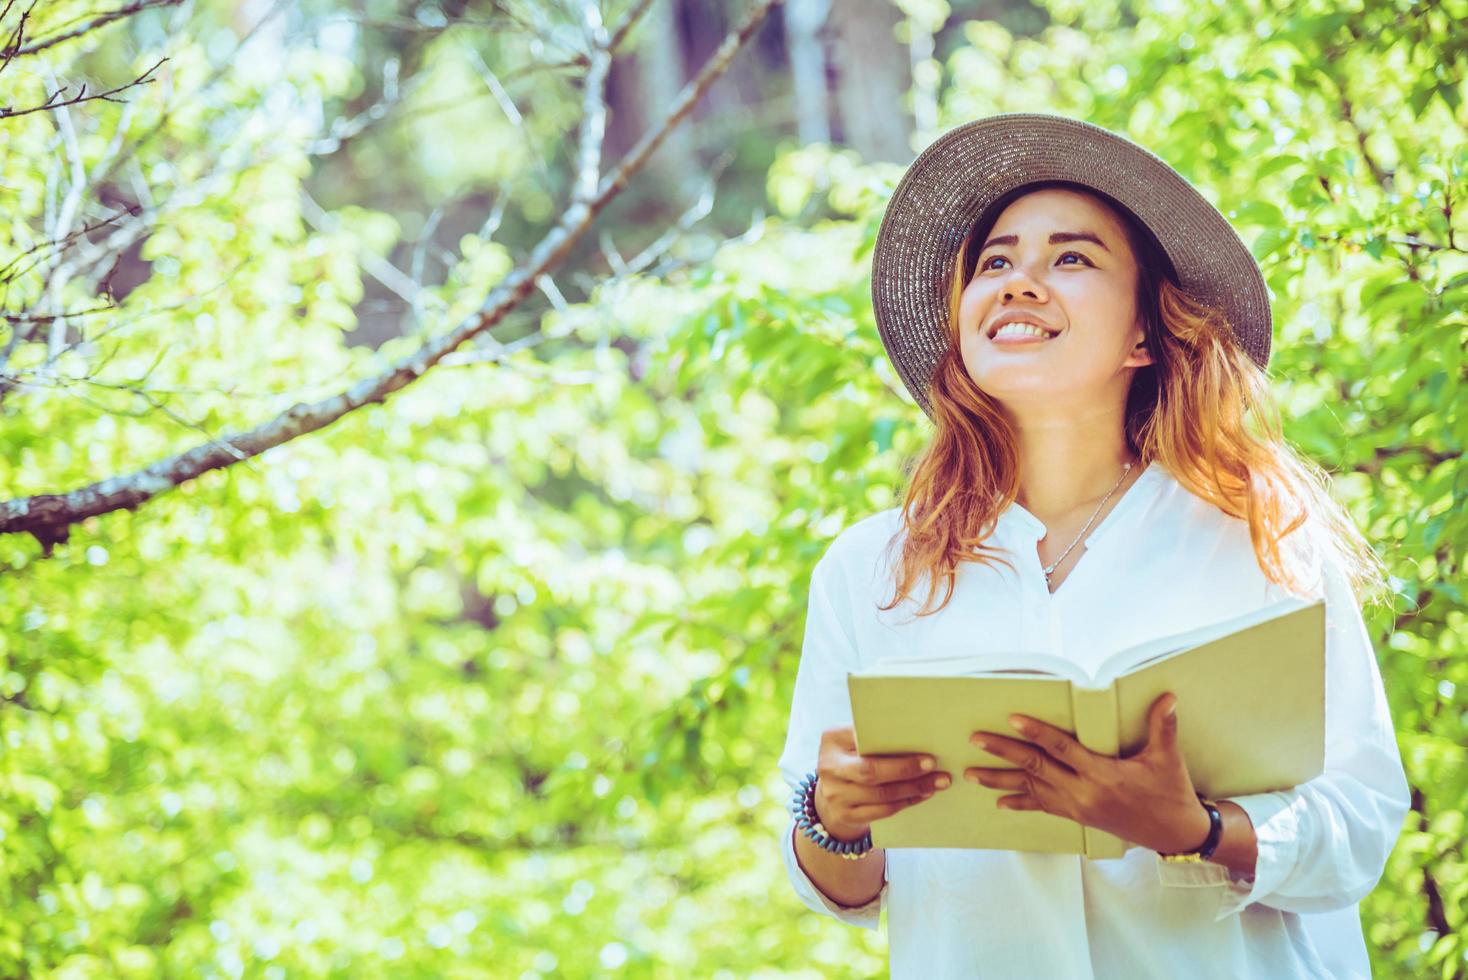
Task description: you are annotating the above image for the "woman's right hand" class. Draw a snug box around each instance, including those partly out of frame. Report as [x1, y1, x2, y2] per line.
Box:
[813, 725, 953, 840]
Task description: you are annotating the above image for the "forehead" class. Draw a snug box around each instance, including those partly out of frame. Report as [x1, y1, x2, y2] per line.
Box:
[988, 187, 1129, 237]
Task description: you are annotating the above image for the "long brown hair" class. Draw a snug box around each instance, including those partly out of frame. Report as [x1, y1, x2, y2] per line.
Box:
[878, 180, 1388, 618]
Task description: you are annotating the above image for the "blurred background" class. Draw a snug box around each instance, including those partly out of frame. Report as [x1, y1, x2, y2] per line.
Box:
[1, 0, 1464, 975]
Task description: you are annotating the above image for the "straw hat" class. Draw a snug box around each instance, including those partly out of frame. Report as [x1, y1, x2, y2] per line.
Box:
[869, 112, 1272, 421]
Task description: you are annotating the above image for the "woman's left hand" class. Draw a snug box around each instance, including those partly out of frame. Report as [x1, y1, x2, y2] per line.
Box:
[965, 691, 1211, 855]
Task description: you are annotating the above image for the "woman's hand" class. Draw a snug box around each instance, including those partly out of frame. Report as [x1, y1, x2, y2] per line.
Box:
[814, 725, 954, 840]
[963, 691, 1212, 855]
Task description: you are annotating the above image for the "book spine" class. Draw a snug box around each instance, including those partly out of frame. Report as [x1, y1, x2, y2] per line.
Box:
[1070, 683, 1129, 859]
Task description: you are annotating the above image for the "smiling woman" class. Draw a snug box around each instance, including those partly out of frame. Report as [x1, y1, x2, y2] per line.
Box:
[900, 166, 1381, 612]
[779, 112, 1408, 980]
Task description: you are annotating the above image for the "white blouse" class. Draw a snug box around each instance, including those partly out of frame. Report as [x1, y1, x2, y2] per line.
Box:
[777, 459, 1410, 979]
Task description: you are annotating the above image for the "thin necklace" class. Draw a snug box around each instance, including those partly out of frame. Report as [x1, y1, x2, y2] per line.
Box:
[1041, 460, 1135, 588]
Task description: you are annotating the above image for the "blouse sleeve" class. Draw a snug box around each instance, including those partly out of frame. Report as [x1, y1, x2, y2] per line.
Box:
[776, 552, 888, 931]
[1154, 542, 1411, 921]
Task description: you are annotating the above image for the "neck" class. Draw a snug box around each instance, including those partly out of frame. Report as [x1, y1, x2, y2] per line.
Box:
[1012, 429, 1138, 527]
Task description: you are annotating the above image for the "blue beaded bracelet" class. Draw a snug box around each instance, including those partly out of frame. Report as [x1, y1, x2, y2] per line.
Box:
[789, 770, 874, 860]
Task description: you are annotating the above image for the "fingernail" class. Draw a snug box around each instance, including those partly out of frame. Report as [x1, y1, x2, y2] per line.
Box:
[920, 757, 934, 771]
[964, 772, 979, 783]
[934, 775, 951, 789]
[972, 735, 989, 750]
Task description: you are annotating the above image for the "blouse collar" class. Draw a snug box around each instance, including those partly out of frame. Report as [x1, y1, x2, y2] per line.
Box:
[998, 459, 1167, 551]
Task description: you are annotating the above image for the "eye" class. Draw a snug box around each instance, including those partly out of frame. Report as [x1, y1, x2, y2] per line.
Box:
[979, 250, 1094, 271]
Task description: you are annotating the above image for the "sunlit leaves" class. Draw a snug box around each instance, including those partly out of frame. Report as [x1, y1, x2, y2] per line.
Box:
[2, 0, 1465, 976]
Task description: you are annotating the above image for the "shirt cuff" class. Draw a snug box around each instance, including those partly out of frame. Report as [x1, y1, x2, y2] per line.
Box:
[1152, 791, 1301, 921]
[780, 820, 885, 930]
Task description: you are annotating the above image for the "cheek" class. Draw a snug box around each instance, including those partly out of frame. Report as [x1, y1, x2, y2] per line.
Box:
[955, 285, 991, 363]
[1063, 277, 1130, 319]
[955, 281, 990, 333]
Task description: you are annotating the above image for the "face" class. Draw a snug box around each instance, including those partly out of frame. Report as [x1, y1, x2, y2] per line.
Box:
[956, 187, 1152, 415]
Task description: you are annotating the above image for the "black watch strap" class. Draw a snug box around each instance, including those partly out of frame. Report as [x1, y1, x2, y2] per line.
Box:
[1160, 793, 1223, 859]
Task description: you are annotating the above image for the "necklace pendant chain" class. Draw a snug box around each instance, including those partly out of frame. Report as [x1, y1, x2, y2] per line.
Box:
[1041, 460, 1134, 579]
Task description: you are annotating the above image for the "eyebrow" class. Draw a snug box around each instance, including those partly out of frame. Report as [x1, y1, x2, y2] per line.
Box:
[978, 230, 1111, 253]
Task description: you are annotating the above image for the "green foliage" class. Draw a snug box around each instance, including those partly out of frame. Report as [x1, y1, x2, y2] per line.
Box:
[1, 0, 1464, 976]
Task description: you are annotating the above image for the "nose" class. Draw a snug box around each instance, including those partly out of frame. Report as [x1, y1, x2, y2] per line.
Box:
[999, 262, 1048, 302]
[1002, 276, 1046, 302]
[1003, 283, 1043, 301]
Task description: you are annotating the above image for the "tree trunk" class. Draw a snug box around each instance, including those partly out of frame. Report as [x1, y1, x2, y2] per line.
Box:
[783, 0, 831, 144]
[828, 0, 911, 162]
[614, 0, 700, 196]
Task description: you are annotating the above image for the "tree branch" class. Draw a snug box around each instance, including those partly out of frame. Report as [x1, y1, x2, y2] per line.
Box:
[0, 56, 167, 119]
[0, 0, 182, 61]
[0, 0, 787, 555]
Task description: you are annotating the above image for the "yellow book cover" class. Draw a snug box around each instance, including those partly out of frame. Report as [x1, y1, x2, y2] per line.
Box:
[846, 596, 1326, 858]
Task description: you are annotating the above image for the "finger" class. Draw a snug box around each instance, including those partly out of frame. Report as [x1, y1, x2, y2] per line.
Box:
[832, 750, 938, 786]
[970, 732, 1077, 784]
[1005, 714, 1098, 777]
[821, 725, 858, 753]
[996, 793, 1043, 811]
[963, 768, 1032, 792]
[853, 772, 952, 805]
[849, 788, 935, 822]
[1145, 692, 1180, 757]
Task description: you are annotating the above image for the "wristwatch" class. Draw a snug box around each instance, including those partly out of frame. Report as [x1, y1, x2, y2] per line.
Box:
[1158, 792, 1223, 863]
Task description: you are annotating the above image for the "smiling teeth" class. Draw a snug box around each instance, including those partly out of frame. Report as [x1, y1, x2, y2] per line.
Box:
[993, 322, 1056, 339]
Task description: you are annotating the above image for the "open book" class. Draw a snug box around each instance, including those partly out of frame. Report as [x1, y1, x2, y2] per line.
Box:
[846, 596, 1326, 858]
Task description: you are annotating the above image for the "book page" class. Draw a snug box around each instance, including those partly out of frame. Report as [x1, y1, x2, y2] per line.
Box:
[1109, 598, 1326, 798]
[854, 650, 1091, 686]
[1092, 596, 1313, 689]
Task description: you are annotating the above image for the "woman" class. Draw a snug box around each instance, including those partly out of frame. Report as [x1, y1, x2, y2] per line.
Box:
[778, 113, 1410, 978]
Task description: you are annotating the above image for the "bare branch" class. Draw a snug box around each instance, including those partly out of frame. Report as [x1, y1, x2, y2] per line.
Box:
[0, 0, 183, 60]
[47, 369, 262, 472]
[0, 56, 167, 120]
[313, 11, 517, 35]
[304, 56, 423, 157]
[0, 0, 39, 78]
[2, 303, 118, 325]
[460, 41, 557, 195]
[409, 205, 449, 284]
[298, 190, 430, 313]
[0, 0, 786, 554]
[1, 125, 264, 397]
[438, 329, 549, 368]
[0, 206, 139, 285]
[83, 0, 291, 197]
[1, 257, 249, 405]
[571, 1, 612, 205]
[622, 151, 728, 275]
[501, 0, 658, 82]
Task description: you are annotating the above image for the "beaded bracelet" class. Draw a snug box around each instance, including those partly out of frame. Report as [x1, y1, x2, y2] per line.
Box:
[789, 770, 874, 860]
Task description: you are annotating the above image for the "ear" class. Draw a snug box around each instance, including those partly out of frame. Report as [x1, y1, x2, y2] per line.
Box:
[1125, 320, 1153, 369]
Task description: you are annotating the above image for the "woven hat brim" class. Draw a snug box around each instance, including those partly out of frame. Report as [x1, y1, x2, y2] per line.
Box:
[870, 112, 1272, 421]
